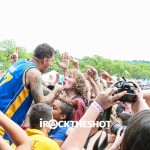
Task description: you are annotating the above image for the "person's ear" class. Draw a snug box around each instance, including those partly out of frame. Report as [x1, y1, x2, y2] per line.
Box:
[42, 58, 47, 64]
[60, 114, 67, 120]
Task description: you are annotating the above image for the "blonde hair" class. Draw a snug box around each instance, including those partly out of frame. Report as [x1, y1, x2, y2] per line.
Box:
[67, 69, 86, 95]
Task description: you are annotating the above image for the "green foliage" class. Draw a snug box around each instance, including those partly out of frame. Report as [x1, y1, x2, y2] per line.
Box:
[79, 55, 150, 79]
[0, 40, 16, 69]
[0, 40, 33, 70]
[0, 39, 150, 79]
[47, 50, 62, 73]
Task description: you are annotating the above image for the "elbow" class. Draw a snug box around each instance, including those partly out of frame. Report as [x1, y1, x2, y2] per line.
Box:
[16, 136, 31, 150]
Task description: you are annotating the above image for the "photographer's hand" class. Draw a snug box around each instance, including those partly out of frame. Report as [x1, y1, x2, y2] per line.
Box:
[61, 88, 126, 150]
[131, 84, 149, 114]
[95, 88, 127, 110]
[109, 127, 125, 150]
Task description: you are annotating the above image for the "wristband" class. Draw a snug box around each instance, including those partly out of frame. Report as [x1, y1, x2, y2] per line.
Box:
[92, 101, 104, 112]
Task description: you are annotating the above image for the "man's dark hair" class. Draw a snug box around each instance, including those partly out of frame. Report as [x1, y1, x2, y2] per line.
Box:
[29, 103, 52, 129]
[33, 43, 56, 59]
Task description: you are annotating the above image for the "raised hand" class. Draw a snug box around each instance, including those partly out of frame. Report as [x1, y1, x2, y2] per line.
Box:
[85, 66, 98, 79]
[101, 69, 112, 81]
[58, 52, 69, 71]
[101, 69, 117, 87]
[70, 56, 79, 69]
[10, 47, 18, 65]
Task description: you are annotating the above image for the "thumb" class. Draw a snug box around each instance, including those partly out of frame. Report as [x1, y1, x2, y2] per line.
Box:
[134, 90, 140, 101]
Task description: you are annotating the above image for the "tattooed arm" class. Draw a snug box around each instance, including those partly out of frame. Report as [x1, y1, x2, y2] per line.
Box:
[26, 68, 63, 104]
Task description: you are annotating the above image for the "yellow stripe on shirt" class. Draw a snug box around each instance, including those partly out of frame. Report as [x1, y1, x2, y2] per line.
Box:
[0, 87, 29, 136]
[5, 87, 29, 118]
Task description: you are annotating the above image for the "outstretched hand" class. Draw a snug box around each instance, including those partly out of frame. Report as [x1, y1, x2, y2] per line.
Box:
[58, 52, 69, 71]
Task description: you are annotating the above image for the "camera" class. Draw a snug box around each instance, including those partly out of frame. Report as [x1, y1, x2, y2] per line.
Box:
[116, 105, 125, 114]
[112, 81, 137, 103]
[111, 123, 127, 135]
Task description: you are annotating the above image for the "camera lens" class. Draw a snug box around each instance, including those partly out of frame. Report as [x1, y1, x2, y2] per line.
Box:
[116, 105, 125, 114]
[111, 123, 127, 135]
[111, 123, 122, 135]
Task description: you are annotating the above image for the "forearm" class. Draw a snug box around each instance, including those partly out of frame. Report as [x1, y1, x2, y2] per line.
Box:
[89, 78, 100, 96]
[61, 104, 100, 150]
[0, 137, 11, 150]
[143, 90, 150, 101]
[95, 79, 103, 91]
[132, 101, 149, 114]
[34, 91, 56, 104]
[32, 80, 62, 104]
[0, 111, 30, 149]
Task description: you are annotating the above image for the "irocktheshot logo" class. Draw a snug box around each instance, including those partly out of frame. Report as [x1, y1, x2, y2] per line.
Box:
[40, 118, 111, 129]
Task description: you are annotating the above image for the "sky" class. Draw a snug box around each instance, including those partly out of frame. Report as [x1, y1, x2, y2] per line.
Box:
[0, 0, 150, 61]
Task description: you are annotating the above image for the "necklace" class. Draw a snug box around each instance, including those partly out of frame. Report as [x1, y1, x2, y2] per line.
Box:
[28, 57, 39, 68]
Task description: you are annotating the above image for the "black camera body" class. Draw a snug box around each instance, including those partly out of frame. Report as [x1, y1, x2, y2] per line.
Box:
[112, 81, 137, 103]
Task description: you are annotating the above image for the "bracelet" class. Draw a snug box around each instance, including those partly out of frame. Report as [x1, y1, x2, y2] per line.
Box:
[92, 101, 104, 112]
[94, 77, 100, 81]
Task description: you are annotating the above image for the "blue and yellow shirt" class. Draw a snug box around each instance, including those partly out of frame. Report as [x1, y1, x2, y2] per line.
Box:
[0, 59, 36, 143]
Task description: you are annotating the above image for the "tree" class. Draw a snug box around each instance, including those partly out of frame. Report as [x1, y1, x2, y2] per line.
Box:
[0, 40, 16, 69]
[0, 40, 32, 70]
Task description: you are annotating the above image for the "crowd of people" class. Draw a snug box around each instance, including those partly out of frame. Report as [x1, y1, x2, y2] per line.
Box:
[0, 43, 150, 150]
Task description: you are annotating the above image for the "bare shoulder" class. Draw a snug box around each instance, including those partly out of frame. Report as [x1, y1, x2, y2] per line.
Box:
[26, 68, 44, 103]
[26, 68, 42, 86]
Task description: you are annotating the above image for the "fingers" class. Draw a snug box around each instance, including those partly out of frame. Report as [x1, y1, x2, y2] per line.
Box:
[132, 82, 143, 100]
[87, 68, 93, 77]
[112, 91, 127, 102]
[117, 127, 125, 136]
[85, 66, 91, 69]
[113, 101, 122, 105]
[106, 87, 120, 95]
[134, 89, 143, 102]
[62, 52, 68, 60]
[101, 70, 111, 79]
[106, 87, 117, 96]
